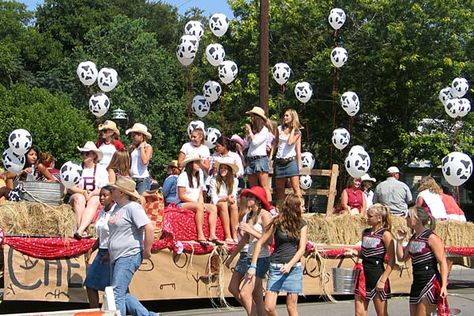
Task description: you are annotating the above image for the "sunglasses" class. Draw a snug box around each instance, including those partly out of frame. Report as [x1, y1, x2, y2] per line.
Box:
[81, 151, 94, 157]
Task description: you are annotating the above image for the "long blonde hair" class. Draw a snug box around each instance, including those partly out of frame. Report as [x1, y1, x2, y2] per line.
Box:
[418, 176, 442, 194]
[282, 109, 303, 130]
[408, 206, 436, 230]
[368, 203, 392, 231]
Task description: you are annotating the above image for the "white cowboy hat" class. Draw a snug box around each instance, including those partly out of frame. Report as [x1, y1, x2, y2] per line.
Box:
[110, 176, 141, 200]
[361, 174, 376, 183]
[126, 123, 152, 139]
[77, 141, 103, 161]
[245, 106, 267, 120]
[98, 120, 120, 135]
[215, 161, 239, 175]
[181, 153, 202, 168]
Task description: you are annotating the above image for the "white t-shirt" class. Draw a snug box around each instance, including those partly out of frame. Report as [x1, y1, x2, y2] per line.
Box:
[95, 206, 113, 249]
[78, 165, 108, 191]
[418, 189, 448, 219]
[130, 145, 151, 178]
[247, 126, 271, 157]
[177, 172, 203, 203]
[209, 177, 238, 204]
[275, 125, 298, 159]
[180, 142, 210, 159]
[98, 143, 116, 168]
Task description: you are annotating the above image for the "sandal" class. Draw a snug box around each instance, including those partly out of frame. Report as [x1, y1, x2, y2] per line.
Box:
[208, 238, 224, 246]
[73, 232, 82, 240]
[224, 238, 236, 244]
[74, 231, 92, 240]
[195, 239, 209, 247]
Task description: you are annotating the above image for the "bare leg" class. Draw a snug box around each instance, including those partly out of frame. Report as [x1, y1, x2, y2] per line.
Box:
[248, 174, 258, 187]
[373, 294, 388, 316]
[253, 277, 266, 316]
[240, 274, 257, 316]
[355, 294, 369, 316]
[264, 291, 278, 316]
[275, 178, 286, 206]
[86, 287, 100, 308]
[229, 202, 239, 240]
[70, 193, 86, 229]
[286, 293, 299, 316]
[205, 203, 218, 240]
[181, 202, 206, 240]
[217, 201, 232, 240]
[257, 172, 271, 202]
[228, 270, 244, 304]
[76, 196, 100, 235]
[289, 175, 302, 197]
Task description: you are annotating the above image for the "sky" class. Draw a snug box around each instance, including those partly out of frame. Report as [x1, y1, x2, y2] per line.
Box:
[19, 0, 234, 18]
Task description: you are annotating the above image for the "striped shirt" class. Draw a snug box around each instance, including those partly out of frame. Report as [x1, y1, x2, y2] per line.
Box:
[407, 229, 437, 271]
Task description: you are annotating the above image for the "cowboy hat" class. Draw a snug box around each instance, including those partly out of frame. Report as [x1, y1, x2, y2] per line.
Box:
[110, 176, 141, 200]
[215, 161, 239, 175]
[245, 106, 267, 120]
[165, 160, 180, 169]
[126, 123, 152, 139]
[361, 174, 376, 183]
[77, 141, 104, 161]
[387, 166, 400, 174]
[98, 120, 120, 135]
[181, 153, 202, 168]
[240, 186, 272, 211]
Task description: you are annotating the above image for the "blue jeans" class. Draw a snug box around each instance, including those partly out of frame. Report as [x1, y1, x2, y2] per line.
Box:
[111, 252, 154, 316]
[133, 177, 152, 195]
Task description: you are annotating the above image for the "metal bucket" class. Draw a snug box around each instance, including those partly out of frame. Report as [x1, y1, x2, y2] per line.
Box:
[431, 308, 461, 315]
[332, 267, 357, 294]
[20, 181, 65, 205]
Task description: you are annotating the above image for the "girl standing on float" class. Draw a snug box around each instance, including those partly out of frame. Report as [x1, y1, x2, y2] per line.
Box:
[126, 123, 153, 195]
[106, 150, 131, 184]
[396, 206, 448, 316]
[245, 107, 272, 202]
[345, 204, 395, 316]
[96, 120, 124, 169]
[248, 193, 307, 316]
[225, 186, 272, 316]
[274, 109, 303, 205]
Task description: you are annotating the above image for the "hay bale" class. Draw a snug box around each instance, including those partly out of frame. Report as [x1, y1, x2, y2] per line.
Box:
[0, 201, 76, 237]
[305, 213, 474, 247]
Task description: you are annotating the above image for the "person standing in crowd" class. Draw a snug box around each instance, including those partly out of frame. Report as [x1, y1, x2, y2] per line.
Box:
[108, 176, 155, 316]
[248, 193, 307, 316]
[361, 174, 376, 209]
[416, 176, 448, 220]
[106, 150, 131, 184]
[245, 106, 272, 202]
[126, 123, 153, 195]
[96, 120, 124, 168]
[225, 186, 272, 316]
[345, 204, 395, 316]
[340, 177, 367, 215]
[162, 160, 180, 206]
[396, 207, 448, 316]
[373, 166, 413, 216]
[84, 186, 114, 308]
[71, 142, 108, 240]
[274, 109, 302, 206]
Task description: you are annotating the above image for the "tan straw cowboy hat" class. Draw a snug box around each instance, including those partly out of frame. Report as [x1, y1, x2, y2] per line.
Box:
[215, 161, 239, 175]
[246, 106, 267, 120]
[126, 123, 152, 139]
[110, 176, 141, 200]
[98, 120, 120, 135]
[181, 153, 202, 168]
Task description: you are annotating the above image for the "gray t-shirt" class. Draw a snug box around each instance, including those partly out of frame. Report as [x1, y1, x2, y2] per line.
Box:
[108, 201, 151, 262]
[373, 177, 413, 216]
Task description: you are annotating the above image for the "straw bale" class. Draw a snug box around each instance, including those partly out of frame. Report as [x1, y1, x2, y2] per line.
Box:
[0, 201, 76, 237]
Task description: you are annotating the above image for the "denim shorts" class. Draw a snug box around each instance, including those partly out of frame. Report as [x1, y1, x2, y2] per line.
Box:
[246, 156, 270, 175]
[266, 263, 303, 294]
[234, 252, 249, 275]
[133, 177, 151, 195]
[84, 249, 111, 291]
[274, 159, 299, 178]
[246, 256, 270, 279]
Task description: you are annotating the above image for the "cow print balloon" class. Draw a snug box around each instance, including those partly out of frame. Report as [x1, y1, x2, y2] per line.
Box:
[60, 161, 83, 189]
[332, 128, 350, 150]
[2, 148, 25, 174]
[205, 43, 225, 67]
[441, 152, 473, 186]
[458, 98, 471, 118]
[205, 127, 222, 149]
[272, 63, 291, 85]
[301, 152, 315, 169]
[341, 91, 360, 116]
[187, 120, 206, 138]
[176, 35, 199, 60]
[345, 146, 371, 178]
[438, 87, 453, 105]
[218, 60, 238, 85]
[209, 13, 229, 37]
[451, 77, 469, 98]
[299, 175, 313, 190]
[294, 82, 313, 103]
[76, 61, 98, 86]
[176, 49, 194, 66]
[8, 129, 32, 156]
[184, 20, 205, 40]
[89, 93, 110, 118]
[98, 68, 118, 92]
[444, 98, 461, 118]
[328, 8, 346, 30]
[330, 47, 348, 68]
[203, 80, 222, 103]
[192, 95, 211, 118]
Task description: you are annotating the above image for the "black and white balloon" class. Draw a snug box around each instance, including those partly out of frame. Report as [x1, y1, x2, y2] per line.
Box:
[89, 93, 110, 118]
[184, 20, 205, 40]
[451, 77, 469, 98]
[176, 49, 194, 66]
[98, 68, 118, 92]
[332, 128, 350, 150]
[76, 61, 98, 86]
[272, 63, 291, 85]
[218, 60, 238, 85]
[441, 152, 473, 186]
[458, 98, 471, 118]
[209, 13, 229, 37]
[2, 148, 25, 174]
[205, 43, 225, 67]
[444, 98, 462, 118]
[345, 146, 371, 178]
[330, 47, 348, 68]
[205, 127, 222, 149]
[294, 82, 313, 103]
[176, 35, 199, 60]
[301, 152, 315, 169]
[341, 91, 360, 116]
[187, 120, 206, 138]
[439, 87, 453, 105]
[328, 8, 346, 30]
[8, 129, 32, 156]
[192, 95, 211, 118]
[60, 161, 83, 189]
[299, 175, 313, 190]
[203, 80, 222, 103]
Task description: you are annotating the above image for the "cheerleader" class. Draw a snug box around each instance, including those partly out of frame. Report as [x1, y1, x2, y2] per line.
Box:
[345, 204, 395, 316]
[396, 206, 448, 316]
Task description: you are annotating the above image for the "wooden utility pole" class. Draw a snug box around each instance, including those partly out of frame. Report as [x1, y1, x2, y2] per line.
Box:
[259, 0, 269, 115]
